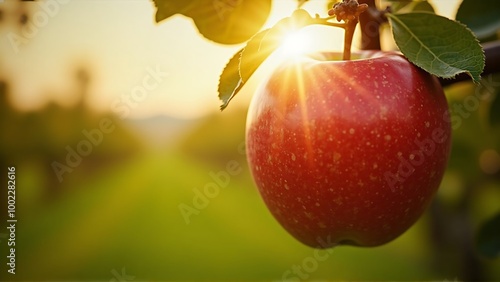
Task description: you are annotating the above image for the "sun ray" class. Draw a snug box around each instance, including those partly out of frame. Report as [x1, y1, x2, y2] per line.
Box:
[292, 60, 317, 169]
[280, 30, 312, 58]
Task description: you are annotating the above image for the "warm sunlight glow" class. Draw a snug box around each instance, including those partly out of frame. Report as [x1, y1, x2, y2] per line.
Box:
[280, 31, 312, 57]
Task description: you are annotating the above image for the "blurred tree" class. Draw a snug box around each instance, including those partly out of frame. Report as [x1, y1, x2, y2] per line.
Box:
[0, 68, 144, 203]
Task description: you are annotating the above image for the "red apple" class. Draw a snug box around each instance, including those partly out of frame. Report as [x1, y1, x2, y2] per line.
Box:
[246, 51, 451, 248]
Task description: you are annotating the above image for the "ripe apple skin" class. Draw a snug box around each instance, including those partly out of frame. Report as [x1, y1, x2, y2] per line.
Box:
[246, 51, 451, 248]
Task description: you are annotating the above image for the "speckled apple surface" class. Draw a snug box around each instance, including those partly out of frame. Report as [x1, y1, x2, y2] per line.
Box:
[246, 52, 451, 248]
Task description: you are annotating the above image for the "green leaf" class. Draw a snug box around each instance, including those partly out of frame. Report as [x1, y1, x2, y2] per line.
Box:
[387, 12, 484, 83]
[218, 49, 244, 110]
[216, 29, 269, 110]
[388, 1, 435, 14]
[152, 0, 272, 44]
[238, 29, 272, 84]
[408, 1, 434, 13]
[388, 1, 410, 13]
[239, 9, 314, 82]
[218, 9, 315, 110]
[476, 212, 500, 259]
[152, 0, 194, 22]
[456, 0, 500, 41]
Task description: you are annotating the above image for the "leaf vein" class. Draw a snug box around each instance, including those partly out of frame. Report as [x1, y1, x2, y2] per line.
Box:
[390, 14, 453, 69]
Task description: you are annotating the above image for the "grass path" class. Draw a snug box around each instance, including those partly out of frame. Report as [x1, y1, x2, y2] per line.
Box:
[7, 150, 444, 280]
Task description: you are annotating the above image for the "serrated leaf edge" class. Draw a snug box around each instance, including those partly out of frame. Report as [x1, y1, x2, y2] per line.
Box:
[238, 28, 272, 83]
[388, 12, 484, 83]
[218, 27, 273, 110]
[218, 49, 245, 110]
[219, 9, 316, 110]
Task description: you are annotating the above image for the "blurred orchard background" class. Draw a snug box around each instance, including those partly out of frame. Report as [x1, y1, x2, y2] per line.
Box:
[0, 0, 499, 281]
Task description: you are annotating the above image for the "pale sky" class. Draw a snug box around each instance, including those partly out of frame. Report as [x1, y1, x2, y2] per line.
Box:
[0, 0, 459, 119]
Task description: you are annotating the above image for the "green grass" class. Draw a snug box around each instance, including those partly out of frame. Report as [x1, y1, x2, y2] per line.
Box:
[4, 149, 487, 281]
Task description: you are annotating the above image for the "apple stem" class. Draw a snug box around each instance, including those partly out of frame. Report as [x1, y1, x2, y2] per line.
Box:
[327, 0, 369, 61]
[343, 20, 357, 60]
[319, 21, 348, 29]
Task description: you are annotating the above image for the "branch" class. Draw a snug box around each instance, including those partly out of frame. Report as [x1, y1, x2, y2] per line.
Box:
[357, 0, 386, 50]
[440, 40, 500, 86]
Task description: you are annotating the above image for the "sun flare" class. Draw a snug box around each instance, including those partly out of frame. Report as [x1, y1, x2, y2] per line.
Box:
[280, 31, 312, 57]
